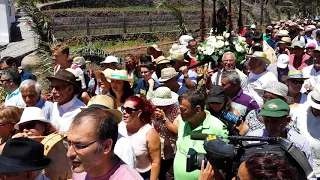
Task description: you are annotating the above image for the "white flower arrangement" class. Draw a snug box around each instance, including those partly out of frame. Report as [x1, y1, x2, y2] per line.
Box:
[197, 31, 249, 62]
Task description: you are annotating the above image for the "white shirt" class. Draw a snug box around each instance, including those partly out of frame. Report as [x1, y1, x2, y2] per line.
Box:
[301, 65, 320, 93]
[247, 70, 278, 107]
[115, 133, 136, 168]
[296, 108, 320, 177]
[210, 68, 248, 92]
[51, 96, 85, 132]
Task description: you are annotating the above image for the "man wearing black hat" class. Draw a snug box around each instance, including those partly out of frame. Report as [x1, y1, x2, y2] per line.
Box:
[251, 30, 277, 64]
[0, 138, 52, 180]
[47, 69, 85, 132]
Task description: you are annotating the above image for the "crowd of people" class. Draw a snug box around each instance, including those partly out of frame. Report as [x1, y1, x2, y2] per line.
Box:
[0, 18, 320, 180]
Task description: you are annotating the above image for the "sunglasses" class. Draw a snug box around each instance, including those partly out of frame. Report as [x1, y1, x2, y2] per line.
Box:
[291, 80, 304, 85]
[121, 106, 139, 114]
[19, 121, 38, 132]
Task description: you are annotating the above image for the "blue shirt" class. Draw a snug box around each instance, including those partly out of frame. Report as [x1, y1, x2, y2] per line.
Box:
[266, 39, 279, 49]
[5, 88, 26, 107]
[135, 78, 160, 97]
[34, 98, 53, 121]
[20, 70, 37, 82]
[177, 69, 197, 87]
[176, 85, 189, 96]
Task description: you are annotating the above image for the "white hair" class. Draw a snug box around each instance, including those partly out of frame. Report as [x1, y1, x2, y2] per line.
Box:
[19, 79, 42, 95]
[222, 52, 236, 60]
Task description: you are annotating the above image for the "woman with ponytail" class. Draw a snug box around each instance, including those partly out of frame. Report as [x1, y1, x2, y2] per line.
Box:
[118, 96, 161, 180]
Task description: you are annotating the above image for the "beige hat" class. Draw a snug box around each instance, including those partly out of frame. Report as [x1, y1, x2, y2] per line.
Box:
[158, 67, 179, 82]
[80, 95, 122, 123]
[282, 70, 309, 81]
[279, 37, 291, 44]
[155, 56, 170, 65]
[148, 87, 178, 106]
[167, 53, 188, 62]
[276, 30, 289, 37]
[248, 51, 271, 64]
[94, 68, 114, 82]
[14, 107, 54, 131]
[308, 86, 320, 110]
[110, 69, 133, 82]
[73, 56, 90, 66]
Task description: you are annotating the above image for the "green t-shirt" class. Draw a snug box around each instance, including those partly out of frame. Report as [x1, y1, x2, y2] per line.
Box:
[173, 110, 228, 180]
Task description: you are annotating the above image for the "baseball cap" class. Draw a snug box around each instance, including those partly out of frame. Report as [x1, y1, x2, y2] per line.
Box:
[277, 54, 290, 69]
[259, 99, 290, 117]
[100, 56, 119, 64]
[207, 85, 226, 104]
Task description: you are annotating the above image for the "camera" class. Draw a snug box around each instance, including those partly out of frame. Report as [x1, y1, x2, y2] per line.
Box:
[186, 134, 315, 180]
[220, 110, 242, 126]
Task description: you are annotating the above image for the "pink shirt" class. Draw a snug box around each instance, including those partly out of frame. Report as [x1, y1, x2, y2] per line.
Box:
[289, 54, 310, 70]
[72, 160, 143, 180]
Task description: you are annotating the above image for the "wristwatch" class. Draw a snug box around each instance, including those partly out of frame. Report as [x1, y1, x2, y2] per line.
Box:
[184, 74, 189, 79]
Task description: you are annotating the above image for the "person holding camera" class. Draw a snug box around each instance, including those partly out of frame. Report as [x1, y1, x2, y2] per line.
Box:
[174, 90, 228, 180]
[206, 85, 248, 136]
[246, 99, 313, 167]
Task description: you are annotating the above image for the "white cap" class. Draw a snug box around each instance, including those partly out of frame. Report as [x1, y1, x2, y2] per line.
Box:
[100, 56, 119, 64]
[277, 54, 290, 69]
[250, 24, 257, 29]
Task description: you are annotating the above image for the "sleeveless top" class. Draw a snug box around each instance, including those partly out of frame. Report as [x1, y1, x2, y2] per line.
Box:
[118, 121, 153, 173]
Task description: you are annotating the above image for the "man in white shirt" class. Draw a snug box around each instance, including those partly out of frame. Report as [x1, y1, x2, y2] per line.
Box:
[207, 52, 248, 91]
[247, 51, 278, 107]
[301, 47, 320, 93]
[296, 86, 320, 178]
[47, 69, 85, 132]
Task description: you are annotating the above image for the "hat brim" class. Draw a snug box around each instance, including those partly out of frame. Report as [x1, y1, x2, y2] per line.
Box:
[158, 72, 179, 83]
[74, 61, 86, 66]
[151, 98, 178, 106]
[46, 76, 80, 94]
[80, 107, 122, 124]
[207, 97, 225, 104]
[14, 119, 54, 130]
[282, 76, 308, 82]
[258, 109, 288, 117]
[0, 155, 52, 173]
[308, 92, 320, 110]
[94, 71, 111, 83]
[109, 77, 133, 83]
[248, 56, 271, 64]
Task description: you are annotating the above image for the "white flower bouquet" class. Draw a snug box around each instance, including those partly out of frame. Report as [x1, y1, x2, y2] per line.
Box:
[197, 31, 248, 63]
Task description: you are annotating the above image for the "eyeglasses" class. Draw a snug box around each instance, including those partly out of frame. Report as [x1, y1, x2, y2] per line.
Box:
[19, 121, 38, 132]
[121, 106, 139, 114]
[291, 80, 304, 85]
[63, 138, 99, 150]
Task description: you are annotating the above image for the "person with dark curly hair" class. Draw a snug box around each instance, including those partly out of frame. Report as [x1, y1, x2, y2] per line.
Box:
[235, 153, 296, 180]
[118, 96, 161, 180]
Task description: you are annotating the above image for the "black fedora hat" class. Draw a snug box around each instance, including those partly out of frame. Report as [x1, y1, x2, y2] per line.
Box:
[0, 138, 52, 173]
[47, 69, 80, 94]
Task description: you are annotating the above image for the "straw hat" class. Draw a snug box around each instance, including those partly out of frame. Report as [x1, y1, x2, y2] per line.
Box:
[94, 68, 114, 82]
[167, 53, 188, 63]
[308, 86, 320, 110]
[154, 56, 170, 65]
[282, 70, 309, 81]
[73, 56, 90, 66]
[80, 95, 122, 123]
[14, 107, 54, 130]
[149, 87, 178, 106]
[158, 67, 179, 82]
[276, 30, 289, 37]
[278, 37, 291, 44]
[248, 51, 271, 64]
[110, 69, 133, 82]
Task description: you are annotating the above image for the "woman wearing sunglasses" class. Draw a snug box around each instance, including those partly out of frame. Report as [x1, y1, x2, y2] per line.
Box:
[0, 106, 23, 145]
[283, 70, 309, 119]
[12, 107, 56, 139]
[118, 96, 161, 180]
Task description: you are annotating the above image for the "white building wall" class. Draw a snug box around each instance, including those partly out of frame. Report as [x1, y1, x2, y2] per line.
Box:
[0, 0, 10, 44]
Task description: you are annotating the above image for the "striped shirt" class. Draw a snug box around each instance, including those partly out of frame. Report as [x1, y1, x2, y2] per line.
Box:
[177, 69, 197, 86]
[246, 128, 313, 167]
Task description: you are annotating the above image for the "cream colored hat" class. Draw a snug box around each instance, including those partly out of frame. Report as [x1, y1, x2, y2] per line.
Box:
[94, 68, 114, 82]
[80, 95, 122, 123]
[149, 87, 178, 106]
[155, 56, 170, 65]
[308, 86, 320, 110]
[248, 51, 271, 64]
[14, 107, 53, 130]
[158, 67, 179, 82]
[110, 69, 133, 82]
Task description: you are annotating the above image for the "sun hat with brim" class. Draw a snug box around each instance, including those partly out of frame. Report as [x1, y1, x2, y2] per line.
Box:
[207, 85, 226, 104]
[149, 87, 178, 106]
[276, 30, 289, 37]
[278, 37, 291, 44]
[167, 53, 188, 63]
[109, 69, 133, 83]
[282, 70, 309, 81]
[248, 51, 271, 64]
[73, 56, 90, 66]
[308, 87, 320, 110]
[94, 68, 114, 83]
[100, 56, 119, 64]
[290, 41, 305, 49]
[155, 56, 170, 65]
[80, 95, 122, 123]
[47, 69, 80, 94]
[255, 81, 290, 102]
[14, 107, 54, 130]
[0, 138, 52, 173]
[158, 67, 179, 82]
[259, 99, 290, 117]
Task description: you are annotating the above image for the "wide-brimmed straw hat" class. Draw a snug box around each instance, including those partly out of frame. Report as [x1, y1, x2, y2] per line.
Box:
[278, 37, 291, 44]
[308, 86, 320, 110]
[94, 68, 114, 82]
[282, 70, 309, 81]
[276, 30, 289, 37]
[158, 67, 179, 82]
[73, 56, 90, 66]
[167, 53, 188, 63]
[80, 95, 122, 123]
[47, 69, 80, 94]
[0, 138, 52, 173]
[255, 81, 292, 103]
[14, 107, 55, 131]
[154, 56, 170, 65]
[248, 51, 271, 64]
[109, 69, 133, 83]
[148, 87, 178, 106]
